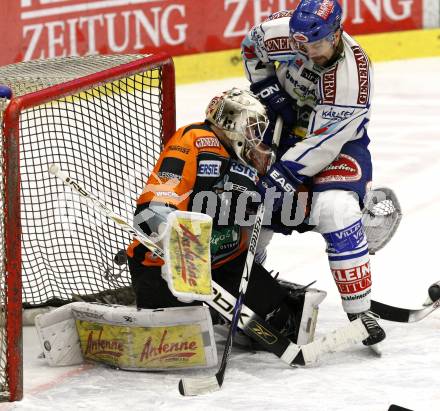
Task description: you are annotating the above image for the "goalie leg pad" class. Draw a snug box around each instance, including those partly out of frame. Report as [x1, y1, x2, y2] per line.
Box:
[72, 303, 217, 370]
[35, 304, 84, 366]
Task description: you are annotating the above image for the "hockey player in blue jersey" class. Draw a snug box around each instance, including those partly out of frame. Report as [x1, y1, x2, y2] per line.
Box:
[241, 0, 386, 349]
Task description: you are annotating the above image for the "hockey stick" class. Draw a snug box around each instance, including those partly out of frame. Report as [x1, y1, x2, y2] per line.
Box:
[371, 297, 440, 323]
[179, 117, 286, 395]
[179, 204, 266, 395]
[49, 163, 369, 383]
[370, 282, 440, 323]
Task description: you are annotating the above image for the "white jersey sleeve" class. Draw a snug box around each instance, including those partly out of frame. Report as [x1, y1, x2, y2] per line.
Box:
[280, 34, 374, 177]
[241, 11, 294, 83]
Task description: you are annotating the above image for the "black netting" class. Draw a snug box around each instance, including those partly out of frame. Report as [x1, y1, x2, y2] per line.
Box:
[20, 70, 164, 306]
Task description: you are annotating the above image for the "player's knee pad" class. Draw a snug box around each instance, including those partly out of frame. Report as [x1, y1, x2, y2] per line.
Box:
[309, 190, 362, 234]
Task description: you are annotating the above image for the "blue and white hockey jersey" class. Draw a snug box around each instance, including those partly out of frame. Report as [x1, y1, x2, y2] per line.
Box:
[242, 11, 373, 179]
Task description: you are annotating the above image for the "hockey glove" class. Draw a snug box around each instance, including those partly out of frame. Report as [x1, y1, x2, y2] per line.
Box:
[257, 161, 307, 212]
[269, 208, 315, 235]
[250, 76, 297, 128]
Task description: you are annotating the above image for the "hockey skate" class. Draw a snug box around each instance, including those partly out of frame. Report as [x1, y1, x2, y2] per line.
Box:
[348, 311, 386, 355]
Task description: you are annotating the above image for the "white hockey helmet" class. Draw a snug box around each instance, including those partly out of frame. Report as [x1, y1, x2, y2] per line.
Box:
[206, 88, 272, 174]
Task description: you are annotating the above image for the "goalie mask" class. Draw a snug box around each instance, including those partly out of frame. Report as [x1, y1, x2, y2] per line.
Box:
[206, 88, 272, 175]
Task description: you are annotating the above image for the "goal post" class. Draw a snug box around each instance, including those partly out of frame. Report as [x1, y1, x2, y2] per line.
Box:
[0, 53, 176, 401]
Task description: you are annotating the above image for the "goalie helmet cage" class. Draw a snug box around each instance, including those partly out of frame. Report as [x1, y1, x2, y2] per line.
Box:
[0, 53, 176, 401]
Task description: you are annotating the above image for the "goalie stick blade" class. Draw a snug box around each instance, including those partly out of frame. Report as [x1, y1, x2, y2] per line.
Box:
[370, 299, 440, 323]
[178, 376, 220, 396]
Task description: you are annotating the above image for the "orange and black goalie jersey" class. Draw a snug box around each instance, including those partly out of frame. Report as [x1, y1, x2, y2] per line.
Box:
[127, 121, 260, 268]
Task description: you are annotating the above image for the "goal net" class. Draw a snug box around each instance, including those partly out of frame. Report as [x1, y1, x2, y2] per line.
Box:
[0, 53, 175, 401]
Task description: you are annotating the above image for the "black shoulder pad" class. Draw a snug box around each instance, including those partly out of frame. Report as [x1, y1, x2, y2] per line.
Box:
[182, 121, 212, 136]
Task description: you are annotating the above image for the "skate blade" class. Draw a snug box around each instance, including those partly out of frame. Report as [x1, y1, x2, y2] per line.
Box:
[368, 342, 382, 356]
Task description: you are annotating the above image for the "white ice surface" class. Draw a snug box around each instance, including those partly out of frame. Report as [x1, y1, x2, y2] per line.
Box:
[4, 57, 440, 411]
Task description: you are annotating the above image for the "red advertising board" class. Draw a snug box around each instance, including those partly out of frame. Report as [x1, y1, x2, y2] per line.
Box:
[0, 0, 423, 67]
